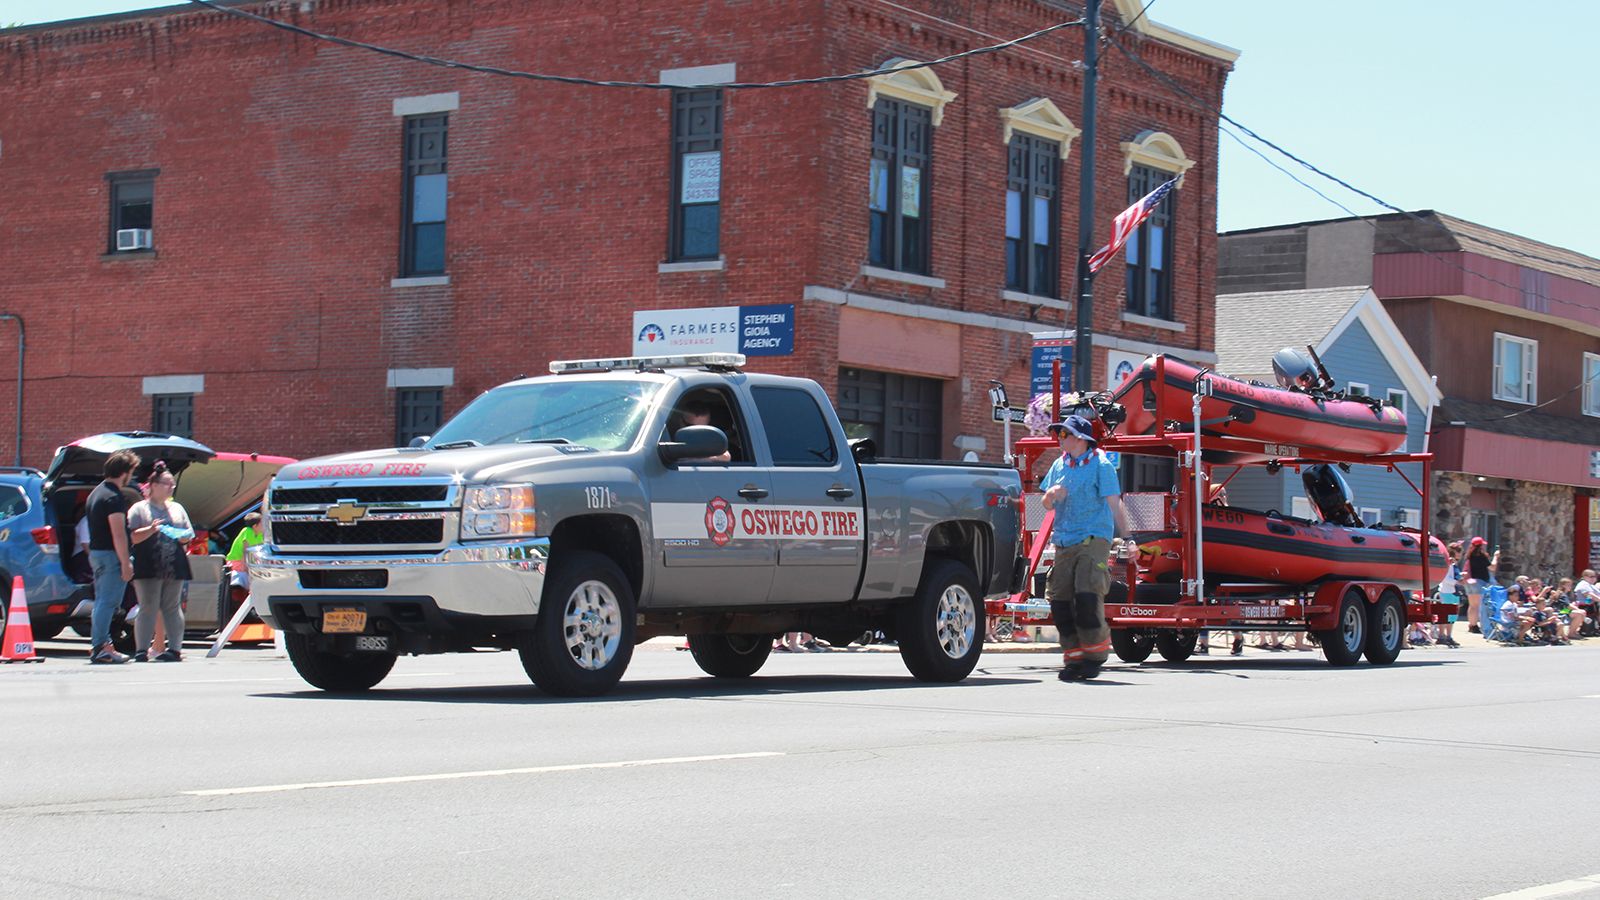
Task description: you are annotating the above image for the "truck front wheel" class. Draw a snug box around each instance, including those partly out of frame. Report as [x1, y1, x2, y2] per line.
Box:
[897, 559, 982, 682]
[521, 550, 636, 697]
[687, 633, 773, 678]
[284, 632, 397, 691]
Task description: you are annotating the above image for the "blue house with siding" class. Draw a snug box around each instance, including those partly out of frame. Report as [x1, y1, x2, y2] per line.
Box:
[1214, 286, 1442, 526]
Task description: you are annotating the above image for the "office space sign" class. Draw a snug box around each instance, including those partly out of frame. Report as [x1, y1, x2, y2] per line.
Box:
[633, 305, 794, 356]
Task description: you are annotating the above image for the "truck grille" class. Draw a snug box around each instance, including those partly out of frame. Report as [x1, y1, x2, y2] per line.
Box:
[273, 519, 446, 546]
[271, 485, 451, 506]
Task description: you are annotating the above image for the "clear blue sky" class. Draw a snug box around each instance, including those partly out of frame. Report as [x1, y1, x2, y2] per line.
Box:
[6, 0, 1598, 258]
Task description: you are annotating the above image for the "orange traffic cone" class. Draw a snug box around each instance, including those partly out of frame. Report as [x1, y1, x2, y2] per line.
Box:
[2, 575, 43, 663]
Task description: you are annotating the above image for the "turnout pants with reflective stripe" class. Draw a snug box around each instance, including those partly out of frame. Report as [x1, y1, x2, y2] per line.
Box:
[1047, 537, 1112, 664]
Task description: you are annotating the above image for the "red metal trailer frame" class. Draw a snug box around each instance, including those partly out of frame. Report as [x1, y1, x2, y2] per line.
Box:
[987, 357, 1458, 665]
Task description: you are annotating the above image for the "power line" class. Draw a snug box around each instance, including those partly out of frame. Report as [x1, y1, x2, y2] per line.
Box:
[182, 0, 1081, 90]
[1102, 30, 1600, 314]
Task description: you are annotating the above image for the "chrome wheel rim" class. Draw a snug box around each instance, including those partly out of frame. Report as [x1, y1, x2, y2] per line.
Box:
[563, 580, 622, 670]
[1381, 600, 1403, 650]
[1341, 601, 1365, 653]
[935, 584, 977, 659]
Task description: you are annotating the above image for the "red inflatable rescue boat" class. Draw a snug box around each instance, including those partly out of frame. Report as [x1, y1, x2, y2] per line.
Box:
[1136, 505, 1447, 591]
[1110, 355, 1408, 455]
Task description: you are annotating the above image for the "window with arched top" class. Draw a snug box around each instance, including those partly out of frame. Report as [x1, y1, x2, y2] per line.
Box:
[865, 61, 957, 276]
[1119, 132, 1193, 321]
[1001, 99, 1078, 298]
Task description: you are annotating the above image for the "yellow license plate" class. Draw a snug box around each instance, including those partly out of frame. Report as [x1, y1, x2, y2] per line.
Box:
[322, 609, 367, 633]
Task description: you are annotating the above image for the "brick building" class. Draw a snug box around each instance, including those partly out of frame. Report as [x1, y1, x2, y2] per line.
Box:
[0, 0, 1233, 466]
[1219, 212, 1600, 578]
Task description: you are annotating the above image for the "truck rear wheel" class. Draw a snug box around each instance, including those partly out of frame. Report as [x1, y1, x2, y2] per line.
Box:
[897, 559, 982, 682]
[284, 632, 397, 691]
[1155, 630, 1198, 662]
[1364, 591, 1406, 665]
[1317, 589, 1367, 667]
[687, 633, 773, 678]
[1111, 628, 1155, 663]
[521, 550, 636, 697]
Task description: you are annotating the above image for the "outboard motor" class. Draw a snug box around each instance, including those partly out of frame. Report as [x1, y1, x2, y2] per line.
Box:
[1301, 464, 1363, 527]
[1272, 347, 1318, 391]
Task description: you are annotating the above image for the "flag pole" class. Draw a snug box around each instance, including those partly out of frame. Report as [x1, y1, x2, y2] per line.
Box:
[1072, 0, 1098, 392]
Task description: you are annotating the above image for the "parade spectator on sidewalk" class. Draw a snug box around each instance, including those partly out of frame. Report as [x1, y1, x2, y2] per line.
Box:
[85, 450, 141, 664]
[1039, 415, 1129, 682]
[1464, 538, 1497, 634]
[127, 462, 195, 662]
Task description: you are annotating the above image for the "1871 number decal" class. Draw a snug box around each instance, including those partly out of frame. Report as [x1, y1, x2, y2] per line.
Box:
[585, 486, 616, 509]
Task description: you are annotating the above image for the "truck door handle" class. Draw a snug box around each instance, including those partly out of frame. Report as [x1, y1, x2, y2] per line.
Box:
[826, 486, 855, 499]
[738, 486, 769, 499]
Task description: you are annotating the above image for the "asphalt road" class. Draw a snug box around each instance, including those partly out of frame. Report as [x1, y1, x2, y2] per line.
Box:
[4, 636, 1599, 900]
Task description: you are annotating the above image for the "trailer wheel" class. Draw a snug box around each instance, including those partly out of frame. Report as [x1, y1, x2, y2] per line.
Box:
[284, 632, 397, 691]
[1364, 591, 1406, 665]
[897, 559, 982, 682]
[521, 550, 636, 697]
[1155, 630, 1199, 662]
[1111, 628, 1155, 663]
[1317, 589, 1367, 667]
[687, 633, 773, 678]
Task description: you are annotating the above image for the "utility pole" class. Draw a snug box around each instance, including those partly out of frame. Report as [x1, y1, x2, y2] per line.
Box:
[1072, 0, 1098, 392]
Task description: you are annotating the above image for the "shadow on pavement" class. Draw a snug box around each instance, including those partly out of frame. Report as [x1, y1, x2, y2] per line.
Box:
[252, 671, 1037, 704]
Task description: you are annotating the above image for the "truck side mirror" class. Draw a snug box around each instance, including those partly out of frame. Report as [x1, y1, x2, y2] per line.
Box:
[659, 425, 728, 464]
[850, 438, 877, 462]
[409, 436, 429, 448]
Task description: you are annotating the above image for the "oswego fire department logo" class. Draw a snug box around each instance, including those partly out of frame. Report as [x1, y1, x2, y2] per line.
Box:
[704, 496, 735, 546]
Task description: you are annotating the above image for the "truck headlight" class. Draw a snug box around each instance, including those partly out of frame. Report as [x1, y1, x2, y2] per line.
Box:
[461, 485, 536, 539]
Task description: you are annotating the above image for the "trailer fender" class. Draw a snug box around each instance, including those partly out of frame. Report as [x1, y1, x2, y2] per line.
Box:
[1305, 581, 1386, 631]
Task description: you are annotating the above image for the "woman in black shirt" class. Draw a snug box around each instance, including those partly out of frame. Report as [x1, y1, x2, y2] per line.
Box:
[1464, 537, 1498, 634]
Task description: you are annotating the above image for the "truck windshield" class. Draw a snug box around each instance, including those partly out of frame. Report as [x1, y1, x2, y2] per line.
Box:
[426, 380, 662, 451]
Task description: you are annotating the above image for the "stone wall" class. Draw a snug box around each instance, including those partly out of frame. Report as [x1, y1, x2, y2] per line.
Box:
[1431, 471, 1473, 544]
[1433, 472, 1579, 579]
[1499, 480, 1577, 579]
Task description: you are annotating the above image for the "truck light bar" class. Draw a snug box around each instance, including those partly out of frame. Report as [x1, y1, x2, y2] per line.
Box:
[548, 353, 747, 374]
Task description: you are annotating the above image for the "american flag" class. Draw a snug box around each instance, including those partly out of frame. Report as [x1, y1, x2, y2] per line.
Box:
[1086, 178, 1178, 274]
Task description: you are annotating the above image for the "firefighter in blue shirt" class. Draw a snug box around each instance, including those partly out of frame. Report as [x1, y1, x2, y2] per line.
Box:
[1039, 415, 1129, 681]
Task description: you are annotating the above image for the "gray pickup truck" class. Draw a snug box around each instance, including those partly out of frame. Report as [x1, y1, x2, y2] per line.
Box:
[251, 353, 1023, 696]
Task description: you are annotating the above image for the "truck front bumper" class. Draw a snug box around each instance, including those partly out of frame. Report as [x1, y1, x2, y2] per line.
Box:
[247, 538, 551, 634]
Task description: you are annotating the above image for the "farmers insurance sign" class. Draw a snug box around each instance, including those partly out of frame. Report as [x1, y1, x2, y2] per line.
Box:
[633, 305, 794, 356]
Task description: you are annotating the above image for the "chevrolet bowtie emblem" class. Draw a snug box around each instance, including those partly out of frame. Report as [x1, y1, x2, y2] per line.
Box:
[326, 500, 368, 525]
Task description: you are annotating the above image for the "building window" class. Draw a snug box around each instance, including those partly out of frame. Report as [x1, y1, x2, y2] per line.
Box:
[1006, 135, 1059, 297]
[869, 99, 932, 276]
[152, 393, 194, 439]
[669, 89, 723, 261]
[1493, 332, 1537, 404]
[1584, 353, 1600, 417]
[402, 115, 448, 277]
[1385, 389, 1407, 413]
[1124, 164, 1175, 320]
[837, 367, 942, 459]
[396, 388, 443, 446]
[1348, 382, 1369, 397]
[1360, 507, 1382, 526]
[106, 169, 158, 253]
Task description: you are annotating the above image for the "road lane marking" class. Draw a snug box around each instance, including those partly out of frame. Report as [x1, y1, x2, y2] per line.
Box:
[183, 752, 785, 796]
[1479, 873, 1600, 899]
